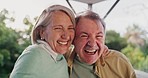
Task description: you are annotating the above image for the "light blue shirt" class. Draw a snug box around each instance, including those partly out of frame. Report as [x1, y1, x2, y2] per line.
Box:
[10, 40, 69, 78]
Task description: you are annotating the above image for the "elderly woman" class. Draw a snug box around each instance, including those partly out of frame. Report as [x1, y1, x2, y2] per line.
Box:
[10, 5, 75, 78]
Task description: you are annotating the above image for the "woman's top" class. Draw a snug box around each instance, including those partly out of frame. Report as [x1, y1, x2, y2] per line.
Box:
[10, 40, 69, 78]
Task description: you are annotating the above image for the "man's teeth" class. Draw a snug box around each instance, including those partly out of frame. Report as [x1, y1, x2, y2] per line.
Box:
[85, 49, 97, 55]
[86, 50, 96, 53]
[58, 41, 67, 45]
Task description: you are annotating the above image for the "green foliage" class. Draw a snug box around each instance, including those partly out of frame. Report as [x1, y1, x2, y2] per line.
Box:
[141, 42, 148, 56]
[122, 45, 144, 68]
[0, 9, 30, 78]
[0, 49, 10, 66]
[23, 15, 37, 35]
[0, 53, 4, 66]
[0, 24, 19, 78]
[122, 44, 148, 72]
[122, 25, 148, 72]
[105, 30, 127, 51]
[141, 56, 148, 72]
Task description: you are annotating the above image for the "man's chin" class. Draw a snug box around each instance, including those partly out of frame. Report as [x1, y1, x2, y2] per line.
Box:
[84, 59, 98, 65]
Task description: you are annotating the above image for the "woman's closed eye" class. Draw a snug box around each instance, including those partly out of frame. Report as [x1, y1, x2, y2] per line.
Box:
[53, 25, 63, 31]
[68, 25, 75, 30]
[54, 27, 62, 30]
[68, 27, 75, 31]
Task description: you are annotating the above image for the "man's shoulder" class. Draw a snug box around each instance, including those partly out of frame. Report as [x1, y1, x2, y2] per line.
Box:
[105, 49, 129, 62]
[107, 49, 126, 58]
[103, 49, 134, 70]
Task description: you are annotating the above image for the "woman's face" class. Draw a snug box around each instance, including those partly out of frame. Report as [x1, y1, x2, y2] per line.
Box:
[41, 11, 75, 54]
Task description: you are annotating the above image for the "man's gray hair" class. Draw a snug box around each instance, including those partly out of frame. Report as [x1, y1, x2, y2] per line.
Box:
[75, 10, 106, 31]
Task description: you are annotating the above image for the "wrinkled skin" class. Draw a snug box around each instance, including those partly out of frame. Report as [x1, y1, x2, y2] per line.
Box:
[73, 17, 108, 65]
[40, 11, 75, 54]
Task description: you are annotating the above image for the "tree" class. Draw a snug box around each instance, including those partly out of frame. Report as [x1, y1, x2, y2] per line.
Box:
[105, 30, 127, 51]
[124, 24, 148, 56]
[124, 24, 147, 47]
[122, 25, 148, 72]
[0, 9, 24, 78]
[122, 45, 144, 68]
[21, 15, 37, 46]
[122, 45, 148, 72]
[141, 43, 148, 56]
[0, 9, 36, 78]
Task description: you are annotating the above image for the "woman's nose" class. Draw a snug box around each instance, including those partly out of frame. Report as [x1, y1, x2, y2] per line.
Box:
[61, 31, 70, 40]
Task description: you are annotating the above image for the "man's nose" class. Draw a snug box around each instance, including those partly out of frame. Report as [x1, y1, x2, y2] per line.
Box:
[87, 37, 98, 48]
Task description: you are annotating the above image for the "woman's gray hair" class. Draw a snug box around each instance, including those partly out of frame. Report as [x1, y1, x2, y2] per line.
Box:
[31, 5, 75, 44]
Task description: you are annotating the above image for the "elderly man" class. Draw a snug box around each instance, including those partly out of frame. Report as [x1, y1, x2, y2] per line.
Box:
[66, 10, 136, 78]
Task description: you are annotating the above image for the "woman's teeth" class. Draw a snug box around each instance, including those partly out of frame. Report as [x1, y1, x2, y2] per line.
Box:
[58, 41, 67, 45]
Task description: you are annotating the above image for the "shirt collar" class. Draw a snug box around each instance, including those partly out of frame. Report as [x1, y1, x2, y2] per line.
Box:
[37, 40, 63, 62]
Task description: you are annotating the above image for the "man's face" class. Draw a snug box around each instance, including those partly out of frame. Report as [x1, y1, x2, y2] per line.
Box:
[73, 17, 105, 65]
[42, 11, 75, 54]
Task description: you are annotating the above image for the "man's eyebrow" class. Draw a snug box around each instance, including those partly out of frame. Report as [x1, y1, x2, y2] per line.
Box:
[80, 32, 88, 35]
[97, 31, 104, 34]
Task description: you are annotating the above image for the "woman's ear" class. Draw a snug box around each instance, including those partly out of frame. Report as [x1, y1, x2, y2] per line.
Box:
[38, 26, 45, 40]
